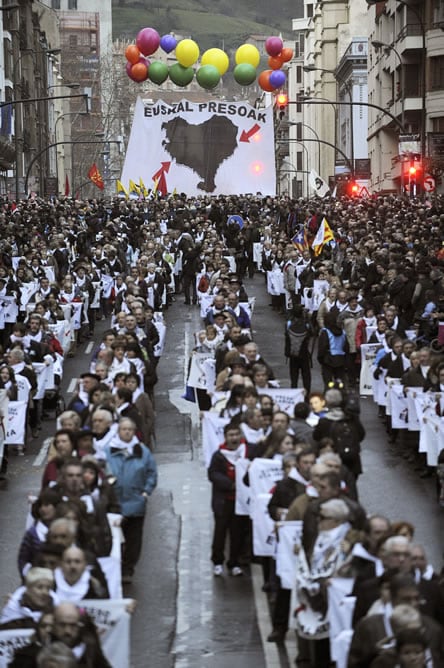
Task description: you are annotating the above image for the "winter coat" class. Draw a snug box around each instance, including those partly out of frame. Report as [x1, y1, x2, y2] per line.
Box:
[104, 443, 157, 517]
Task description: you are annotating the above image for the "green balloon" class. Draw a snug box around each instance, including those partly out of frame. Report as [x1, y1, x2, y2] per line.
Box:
[169, 63, 194, 87]
[196, 64, 220, 90]
[148, 61, 169, 85]
[234, 63, 257, 86]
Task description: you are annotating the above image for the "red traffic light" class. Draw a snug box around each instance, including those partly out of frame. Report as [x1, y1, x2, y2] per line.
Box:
[276, 93, 288, 108]
[409, 166, 417, 176]
[351, 183, 359, 195]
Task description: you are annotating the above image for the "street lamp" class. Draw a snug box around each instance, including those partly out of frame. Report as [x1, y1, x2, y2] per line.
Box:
[24, 139, 121, 195]
[286, 121, 322, 175]
[303, 64, 355, 178]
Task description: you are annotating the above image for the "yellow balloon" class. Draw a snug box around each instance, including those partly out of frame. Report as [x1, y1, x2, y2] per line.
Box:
[235, 44, 260, 68]
[201, 48, 229, 76]
[176, 39, 200, 68]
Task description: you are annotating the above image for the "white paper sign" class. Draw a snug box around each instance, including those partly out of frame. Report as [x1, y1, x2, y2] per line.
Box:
[5, 400, 27, 444]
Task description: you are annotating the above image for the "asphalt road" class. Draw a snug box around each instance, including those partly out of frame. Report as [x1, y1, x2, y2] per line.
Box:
[0, 274, 442, 668]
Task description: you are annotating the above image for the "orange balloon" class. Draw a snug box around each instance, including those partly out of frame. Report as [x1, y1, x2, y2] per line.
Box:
[268, 55, 283, 70]
[131, 62, 148, 82]
[258, 69, 275, 92]
[280, 47, 294, 62]
[125, 44, 141, 65]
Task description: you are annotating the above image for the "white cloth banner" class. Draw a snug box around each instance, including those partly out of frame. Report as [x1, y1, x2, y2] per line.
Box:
[385, 378, 401, 418]
[200, 293, 213, 319]
[390, 384, 409, 429]
[121, 97, 276, 196]
[257, 387, 305, 416]
[235, 457, 251, 516]
[188, 351, 215, 390]
[421, 416, 441, 466]
[71, 301, 83, 331]
[405, 387, 422, 431]
[251, 492, 276, 557]
[153, 318, 166, 358]
[19, 282, 39, 309]
[201, 411, 229, 467]
[0, 390, 7, 469]
[0, 629, 35, 668]
[275, 521, 303, 589]
[328, 577, 356, 668]
[373, 368, 388, 406]
[33, 362, 55, 400]
[253, 242, 263, 269]
[15, 375, 31, 403]
[248, 458, 284, 501]
[6, 401, 27, 444]
[98, 556, 122, 600]
[81, 599, 132, 668]
[360, 344, 381, 396]
[267, 270, 284, 296]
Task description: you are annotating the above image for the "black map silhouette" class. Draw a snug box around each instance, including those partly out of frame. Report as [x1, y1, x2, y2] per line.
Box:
[161, 115, 238, 192]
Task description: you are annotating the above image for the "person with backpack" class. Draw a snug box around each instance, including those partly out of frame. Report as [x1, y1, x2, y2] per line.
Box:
[284, 304, 312, 393]
[313, 388, 365, 479]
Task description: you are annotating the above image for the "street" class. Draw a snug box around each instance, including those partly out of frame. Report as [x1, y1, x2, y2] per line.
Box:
[0, 274, 442, 667]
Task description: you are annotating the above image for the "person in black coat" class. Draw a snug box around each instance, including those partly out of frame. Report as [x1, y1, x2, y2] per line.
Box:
[317, 311, 349, 388]
[182, 243, 202, 305]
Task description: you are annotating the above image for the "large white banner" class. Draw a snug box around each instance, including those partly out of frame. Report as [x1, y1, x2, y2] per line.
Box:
[275, 521, 303, 589]
[251, 492, 276, 557]
[359, 344, 381, 396]
[256, 387, 305, 416]
[82, 599, 132, 668]
[201, 411, 229, 467]
[121, 98, 276, 196]
[5, 401, 27, 444]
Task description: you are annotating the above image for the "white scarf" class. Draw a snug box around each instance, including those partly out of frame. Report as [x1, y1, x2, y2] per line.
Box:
[109, 433, 139, 455]
[54, 568, 90, 602]
[219, 442, 247, 465]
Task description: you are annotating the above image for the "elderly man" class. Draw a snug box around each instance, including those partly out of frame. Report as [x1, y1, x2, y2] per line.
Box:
[54, 546, 109, 602]
[105, 418, 157, 583]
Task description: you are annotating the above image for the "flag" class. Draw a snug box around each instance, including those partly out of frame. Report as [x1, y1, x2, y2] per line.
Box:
[128, 179, 140, 199]
[64, 174, 70, 197]
[0, 104, 12, 136]
[311, 217, 335, 257]
[87, 163, 104, 190]
[152, 177, 159, 197]
[291, 228, 308, 253]
[309, 169, 330, 198]
[139, 177, 148, 198]
[116, 180, 128, 198]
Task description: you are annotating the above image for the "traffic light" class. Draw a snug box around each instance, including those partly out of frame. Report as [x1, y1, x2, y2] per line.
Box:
[350, 182, 359, 196]
[276, 92, 289, 120]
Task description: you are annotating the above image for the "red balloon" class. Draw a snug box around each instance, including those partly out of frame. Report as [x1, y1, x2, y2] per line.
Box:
[280, 47, 294, 62]
[268, 55, 283, 70]
[258, 69, 276, 92]
[131, 62, 149, 82]
[125, 44, 140, 65]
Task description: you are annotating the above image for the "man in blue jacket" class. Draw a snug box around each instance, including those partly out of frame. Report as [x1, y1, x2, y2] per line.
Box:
[104, 418, 157, 584]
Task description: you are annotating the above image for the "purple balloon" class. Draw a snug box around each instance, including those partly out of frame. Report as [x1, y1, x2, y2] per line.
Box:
[136, 27, 160, 56]
[269, 69, 286, 89]
[160, 34, 177, 54]
[265, 36, 283, 57]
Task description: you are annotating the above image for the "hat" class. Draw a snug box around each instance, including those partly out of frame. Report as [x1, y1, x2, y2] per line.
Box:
[25, 567, 54, 586]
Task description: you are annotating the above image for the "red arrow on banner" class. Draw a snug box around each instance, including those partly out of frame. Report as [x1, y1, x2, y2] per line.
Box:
[240, 124, 261, 143]
[152, 161, 171, 195]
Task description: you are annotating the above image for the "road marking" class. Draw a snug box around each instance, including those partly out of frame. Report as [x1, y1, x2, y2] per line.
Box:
[67, 378, 77, 394]
[33, 437, 52, 467]
[85, 342, 94, 354]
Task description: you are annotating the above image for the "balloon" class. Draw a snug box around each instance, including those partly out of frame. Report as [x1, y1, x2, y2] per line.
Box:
[233, 63, 256, 86]
[280, 47, 294, 62]
[125, 44, 140, 65]
[131, 62, 149, 82]
[269, 69, 286, 88]
[258, 69, 276, 92]
[160, 34, 177, 53]
[136, 27, 160, 56]
[265, 36, 283, 57]
[175, 39, 199, 67]
[148, 60, 169, 85]
[201, 48, 229, 76]
[169, 63, 194, 87]
[126, 61, 139, 82]
[268, 55, 283, 70]
[196, 64, 220, 90]
[235, 44, 260, 68]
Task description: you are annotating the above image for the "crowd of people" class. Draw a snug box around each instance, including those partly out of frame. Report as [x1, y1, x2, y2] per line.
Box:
[0, 191, 442, 666]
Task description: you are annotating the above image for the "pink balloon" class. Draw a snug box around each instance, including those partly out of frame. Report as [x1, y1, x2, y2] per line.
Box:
[265, 36, 283, 57]
[136, 27, 160, 56]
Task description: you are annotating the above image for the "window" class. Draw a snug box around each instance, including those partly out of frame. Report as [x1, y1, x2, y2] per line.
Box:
[51, 0, 61, 8]
[296, 151, 303, 170]
[68, 0, 78, 8]
[69, 34, 78, 48]
[430, 56, 444, 91]
[296, 66, 302, 84]
[306, 4, 313, 18]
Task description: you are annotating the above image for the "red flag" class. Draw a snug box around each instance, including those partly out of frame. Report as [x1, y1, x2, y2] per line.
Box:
[65, 174, 70, 197]
[87, 163, 104, 190]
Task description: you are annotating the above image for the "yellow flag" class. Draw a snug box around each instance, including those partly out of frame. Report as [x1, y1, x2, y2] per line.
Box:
[152, 177, 159, 196]
[116, 180, 128, 198]
[139, 177, 148, 197]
